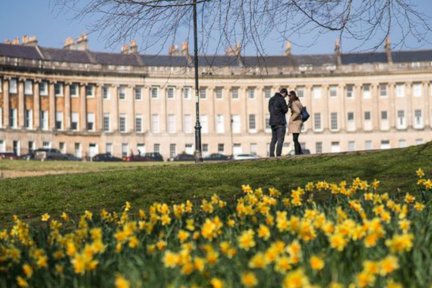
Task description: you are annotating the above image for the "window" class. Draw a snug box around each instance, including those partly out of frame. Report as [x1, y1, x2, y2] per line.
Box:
[264, 87, 271, 99]
[134, 87, 142, 100]
[169, 144, 176, 158]
[347, 112, 355, 131]
[41, 111, 49, 130]
[364, 111, 371, 121]
[0, 78, 2, 93]
[231, 88, 239, 99]
[71, 83, 79, 97]
[137, 144, 145, 155]
[362, 84, 371, 99]
[119, 114, 127, 133]
[365, 140, 372, 150]
[183, 114, 192, 133]
[103, 114, 110, 132]
[87, 113, 95, 131]
[105, 143, 113, 154]
[119, 86, 126, 100]
[331, 141, 340, 153]
[216, 115, 224, 133]
[122, 143, 128, 157]
[102, 85, 110, 99]
[348, 141, 356, 151]
[296, 87, 304, 98]
[9, 108, 17, 128]
[74, 143, 81, 158]
[200, 115, 208, 133]
[43, 141, 51, 149]
[330, 112, 338, 130]
[152, 114, 160, 133]
[59, 142, 66, 154]
[345, 85, 354, 98]
[312, 86, 321, 99]
[329, 86, 337, 97]
[379, 84, 387, 97]
[203, 144, 209, 153]
[183, 87, 192, 100]
[25, 110, 32, 129]
[265, 114, 270, 131]
[399, 139, 407, 148]
[248, 114, 256, 131]
[396, 84, 405, 98]
[28, 141, 35, 153]
[39, 81, 48, 96]
[86, 85, 94, 97]
[200, 87, 207, 99]
[380, 111, 389, 130]
[250, 143, 258, 155]
[135, 115, 143, 132]
[55, 112, 63, 130]
[215, 87, 223, 99]
[218, 144, 224, 153]
[380, 140, 391, 150]
[185, 144, 193, 154]
[154, 144, 160, 153]
[247, 88, 255, 99]
[381, 111, 388, 120]
[55, 83, 63, 96]
[70, 112, 79, 131]
[414, 109, 423, 129]
[313, 113, 322, 131]
[315, 142, 323, 154]
[413, 83, 422, 97]
[397, 110, 406, 129]
[24, 80, 33, 95]
[9, 78, 17, 94]
[416, 139, 424, 145]
[167, 87, 175, 99]
[232, 115, 241, 133]
[168, 114, 176, 133]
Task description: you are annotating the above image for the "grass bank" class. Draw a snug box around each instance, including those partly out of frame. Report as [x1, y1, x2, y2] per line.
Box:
[0, 142, 431, 225]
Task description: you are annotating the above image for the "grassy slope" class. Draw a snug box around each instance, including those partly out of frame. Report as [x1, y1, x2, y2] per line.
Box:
[0, 142, 431, 225]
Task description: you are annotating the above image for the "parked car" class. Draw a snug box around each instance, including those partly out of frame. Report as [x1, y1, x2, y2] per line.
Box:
[122, 154, 148, 162]
[203, 153, 230, 161]
[169, 153, 195, 162]
[92, 153, 122, 162]
[233, 154, 260, 160]
[65, 153, 82, 161]
[0, 152, 19, 160]
[142, 152, 164, 162]
[31, 148, 69, 160]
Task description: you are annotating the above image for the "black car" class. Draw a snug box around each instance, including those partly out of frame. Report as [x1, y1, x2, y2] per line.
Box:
[30, 148, 69, 160]
[170, 153, 195, 162]
[203, 153, 230, 161]
[92, 153, 122, 162]
[0, 152, 19, 160]
[142, 152, 164, 162]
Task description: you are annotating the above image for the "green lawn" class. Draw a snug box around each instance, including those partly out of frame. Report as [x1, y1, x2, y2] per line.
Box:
[0, 142, 431, 225]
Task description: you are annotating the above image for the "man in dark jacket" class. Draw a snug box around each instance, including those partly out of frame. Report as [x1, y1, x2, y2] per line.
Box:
[269, 88, 289, 157]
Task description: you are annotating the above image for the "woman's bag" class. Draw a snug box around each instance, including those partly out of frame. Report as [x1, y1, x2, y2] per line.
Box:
[300, 107, 310, 122]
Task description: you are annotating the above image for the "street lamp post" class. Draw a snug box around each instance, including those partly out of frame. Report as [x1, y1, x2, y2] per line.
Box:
[193, 0, 203, 162]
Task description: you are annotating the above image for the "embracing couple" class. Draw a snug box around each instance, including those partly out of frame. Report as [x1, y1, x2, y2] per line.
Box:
[268, 88, 303, 157]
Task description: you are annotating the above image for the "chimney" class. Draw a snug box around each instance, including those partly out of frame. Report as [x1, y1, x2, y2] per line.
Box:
[25, 36, 38, 46]
[4, 39, 11, 44]
[64, 37, 75, 49]
[12, 37, 20, 45]
[121, 44, 129, 54]
[226, 43, 243, 66]
[181, 41, 193, 65]
[168, 44, 179, 56]
[335, 38, 342, 66]
[75, 34, 88, 51]
[129, 40, 138, 53]
[385, 36, 393, 64]
[284, 41, 292, 57]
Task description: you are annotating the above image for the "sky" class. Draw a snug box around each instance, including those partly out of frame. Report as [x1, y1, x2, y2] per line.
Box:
[1, 0, 432, 56]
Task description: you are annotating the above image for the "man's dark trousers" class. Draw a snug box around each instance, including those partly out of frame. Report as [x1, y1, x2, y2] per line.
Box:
[270, 125, 286, 157]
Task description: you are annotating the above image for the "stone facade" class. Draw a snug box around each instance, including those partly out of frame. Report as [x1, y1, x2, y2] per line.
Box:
[0, 41, 431, 159]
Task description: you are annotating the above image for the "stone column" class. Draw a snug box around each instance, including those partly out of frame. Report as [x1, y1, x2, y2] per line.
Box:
[371, 84, 380, 131]
[34, 81, 40, 129]
[80, 84, 87, 131]
[18, 78, 25, 129]
[355, 84, 362, 131]
[406, 82, 413, 128]
[113, 85, 119, 132]
[64, 82, 71, 130]
[425, 82, 430, 127]
[49, 81, 56, 130]
[130, 85, 135, 133]
[3, 78, 10, 128]
[388, 82, 396, 129]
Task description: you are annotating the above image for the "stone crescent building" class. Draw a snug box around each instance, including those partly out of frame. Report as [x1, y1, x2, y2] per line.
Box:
[0, 35, 431, 160]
